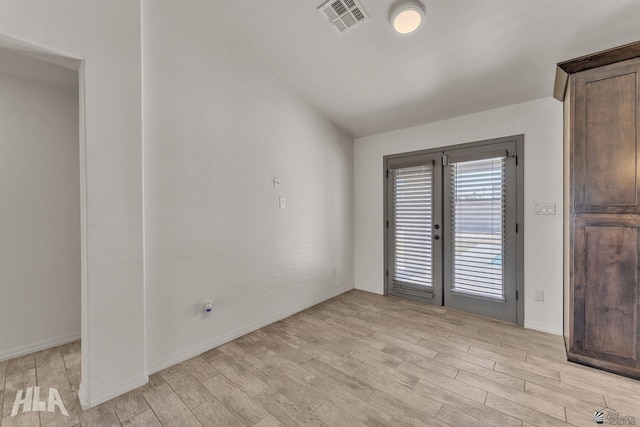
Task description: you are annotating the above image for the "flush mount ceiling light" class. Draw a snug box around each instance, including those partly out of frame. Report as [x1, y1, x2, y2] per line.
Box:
[390, 1, 426, 35]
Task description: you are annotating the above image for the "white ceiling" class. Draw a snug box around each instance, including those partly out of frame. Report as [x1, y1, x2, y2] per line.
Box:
[211, 0, 640, 138]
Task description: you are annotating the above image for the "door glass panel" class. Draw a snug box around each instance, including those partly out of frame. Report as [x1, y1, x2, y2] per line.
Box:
[449, 157, 505, 299]
[392, 164, 433, 291]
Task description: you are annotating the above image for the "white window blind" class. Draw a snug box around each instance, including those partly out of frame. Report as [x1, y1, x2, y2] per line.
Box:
[450, 157, 505, 299]
[392, 164, 433, 290]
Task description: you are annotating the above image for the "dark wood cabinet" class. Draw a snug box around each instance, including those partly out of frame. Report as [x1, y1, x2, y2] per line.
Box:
[573, 215, 640, 372]
[573, 59, 640, 214]
[557, 42, 640, 378]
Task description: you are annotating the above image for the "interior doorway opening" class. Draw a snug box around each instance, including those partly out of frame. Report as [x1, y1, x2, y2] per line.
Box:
[0, 40, 85, 412]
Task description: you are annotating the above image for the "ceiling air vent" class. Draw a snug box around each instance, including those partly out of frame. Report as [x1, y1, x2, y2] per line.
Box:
[318, 0, 369, 35]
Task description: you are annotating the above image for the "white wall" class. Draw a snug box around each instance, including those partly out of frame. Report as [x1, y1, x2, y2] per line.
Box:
[355, 97, 564, 335]
[0, 1, 144, 407]
[143, 0, 355, 372]
[0, 50, 80, 360]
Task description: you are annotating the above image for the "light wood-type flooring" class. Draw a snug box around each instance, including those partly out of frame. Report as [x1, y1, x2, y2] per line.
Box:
[2, 290, 640, 426]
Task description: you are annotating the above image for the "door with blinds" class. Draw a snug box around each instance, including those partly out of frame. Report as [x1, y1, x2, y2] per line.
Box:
[385, 137, 521, 324]
[386, 153, 443, 304]
[442, 141, 518, 322]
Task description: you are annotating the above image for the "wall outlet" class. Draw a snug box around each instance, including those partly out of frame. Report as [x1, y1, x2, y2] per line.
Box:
[534, 290, 544, 302]
[332, 267, 336, 277]
[202, 300, 213, 317]
[279, 197, 286, 209]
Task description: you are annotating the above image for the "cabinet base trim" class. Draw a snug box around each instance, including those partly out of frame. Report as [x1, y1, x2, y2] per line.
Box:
[566, 350, 640, 381]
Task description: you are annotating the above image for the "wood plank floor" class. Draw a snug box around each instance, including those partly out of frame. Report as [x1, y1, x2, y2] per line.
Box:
[2, 290, 640, 426]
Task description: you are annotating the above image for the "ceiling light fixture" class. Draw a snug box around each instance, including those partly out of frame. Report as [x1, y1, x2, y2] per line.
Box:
[390, 1, 426, 35]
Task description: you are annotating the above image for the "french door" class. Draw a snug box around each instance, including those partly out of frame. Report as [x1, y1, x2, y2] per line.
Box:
[385, 137, 521, 323]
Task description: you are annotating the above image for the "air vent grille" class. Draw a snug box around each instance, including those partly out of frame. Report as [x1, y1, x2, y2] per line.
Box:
[352, 8, 365, 21]
[331, 0, 347, 16]
[318, 0, 369, 35]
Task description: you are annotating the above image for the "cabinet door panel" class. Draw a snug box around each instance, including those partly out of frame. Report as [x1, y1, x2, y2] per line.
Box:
[573, 60, 640, 213]
[573, 216, 639, 366]
[584, 74, 636, 207]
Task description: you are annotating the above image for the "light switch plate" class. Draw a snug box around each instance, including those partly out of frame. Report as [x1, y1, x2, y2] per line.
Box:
[279, 197, 286, 209]
[534, 203, 556, 215]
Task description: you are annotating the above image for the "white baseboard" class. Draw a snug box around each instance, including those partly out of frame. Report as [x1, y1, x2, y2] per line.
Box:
[78, 381, 90, 410]
[524, 320, 563, 336]
[354, 284, 384, 295]
[147, 284, 354, 374]
[80, 374, 149, 409]
[0, 332, 81, 362]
